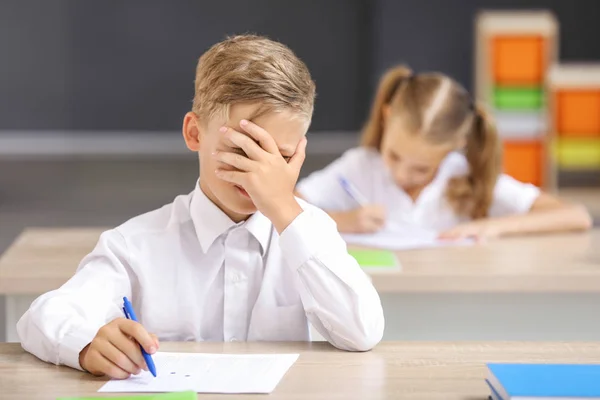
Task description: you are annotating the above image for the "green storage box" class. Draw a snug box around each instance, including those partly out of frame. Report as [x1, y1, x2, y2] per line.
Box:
[493, 87, 545, 110]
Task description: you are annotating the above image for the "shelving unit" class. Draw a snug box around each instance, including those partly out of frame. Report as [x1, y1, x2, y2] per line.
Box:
[475, 11, 558, 189]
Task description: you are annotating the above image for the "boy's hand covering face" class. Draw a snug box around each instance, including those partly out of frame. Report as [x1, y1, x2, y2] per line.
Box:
[213, 119, 307, 226]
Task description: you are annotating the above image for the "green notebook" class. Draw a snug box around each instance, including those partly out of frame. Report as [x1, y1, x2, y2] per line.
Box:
[57, 391, 196, 400]
[349, 249, 400, 270]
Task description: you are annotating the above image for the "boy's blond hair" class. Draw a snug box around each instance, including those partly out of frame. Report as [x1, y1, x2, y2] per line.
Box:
[192, 35, 316, 123]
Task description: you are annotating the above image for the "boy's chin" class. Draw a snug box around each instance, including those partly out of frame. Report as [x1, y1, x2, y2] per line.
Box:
[228, 201, 258, 216]
[221, 188, 258, 215]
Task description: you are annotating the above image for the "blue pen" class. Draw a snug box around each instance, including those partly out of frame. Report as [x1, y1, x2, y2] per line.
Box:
[122, 296, 157, 377]
[339, 176, 368, 206]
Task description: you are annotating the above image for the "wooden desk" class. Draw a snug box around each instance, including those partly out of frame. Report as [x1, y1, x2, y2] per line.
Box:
[559, 188, 600, 219]
[2, 228, 600, 342]
[2, 228, 600, 295]
[0, 228, 109, 295]
[2, 341, 600, 400]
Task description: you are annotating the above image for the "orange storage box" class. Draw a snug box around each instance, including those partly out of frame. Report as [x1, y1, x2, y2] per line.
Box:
[556, 90, 600, 137]
[502, 140, 543, 186]
[492, 36, 545, 86]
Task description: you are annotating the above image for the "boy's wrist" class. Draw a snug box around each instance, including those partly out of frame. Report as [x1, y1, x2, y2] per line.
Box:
[264, 196, 303, 234]
[79, 343, 91, 371]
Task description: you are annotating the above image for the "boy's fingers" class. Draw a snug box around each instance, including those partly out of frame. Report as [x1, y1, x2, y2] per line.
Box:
[101, 341, 142, 375]
[214, 151, 256, 172]
[289, 137, 307, 171]
[223, 128, 266, 161]
[117, 319, 156, 355]
[150, 334, 160, 348]
[92, 350, 131, 379]
[215, 169, 246, 186]
[239, 120, 279, 155]
[109, 331, 148, 371]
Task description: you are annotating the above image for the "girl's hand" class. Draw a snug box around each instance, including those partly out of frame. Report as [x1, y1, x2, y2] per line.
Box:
[438, 220, 503, 242]
[330, 205, 386, 234]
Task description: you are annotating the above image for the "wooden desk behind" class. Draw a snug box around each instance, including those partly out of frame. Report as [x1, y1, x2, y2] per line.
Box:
[2, 228, 600, 342]
[559, 188, 600, 219]
[2, 341, 600, 400]
[0, 228, 109, 295]
[2, 228, 600, 294]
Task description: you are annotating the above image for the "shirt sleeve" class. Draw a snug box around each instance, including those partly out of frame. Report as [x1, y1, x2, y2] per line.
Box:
[489, 174, 541, 217]
[278, 203, 385, 351]
[16, 229, 132, 370]
[296, 147, 373, 210]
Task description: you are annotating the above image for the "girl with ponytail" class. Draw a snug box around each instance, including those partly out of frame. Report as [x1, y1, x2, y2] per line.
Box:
[297, 65, 591, 240]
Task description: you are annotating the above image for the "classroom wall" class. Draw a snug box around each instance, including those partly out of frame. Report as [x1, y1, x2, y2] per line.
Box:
[0, 0, 369, 132]
[371, 0, 600, 93]
[2, 0, 600, 134]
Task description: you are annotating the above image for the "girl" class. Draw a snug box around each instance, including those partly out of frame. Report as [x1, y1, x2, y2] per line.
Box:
[297, 66, 592, 240]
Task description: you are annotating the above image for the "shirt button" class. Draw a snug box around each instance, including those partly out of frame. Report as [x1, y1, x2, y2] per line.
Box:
[230, 337, 238, 342]
[227, 272, 242, 283]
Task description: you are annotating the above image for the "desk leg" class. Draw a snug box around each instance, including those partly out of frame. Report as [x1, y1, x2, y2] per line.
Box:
[5, 295, 36, 342]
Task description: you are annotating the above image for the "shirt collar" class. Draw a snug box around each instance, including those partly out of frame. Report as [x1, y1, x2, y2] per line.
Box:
[190, 181, 271, 256]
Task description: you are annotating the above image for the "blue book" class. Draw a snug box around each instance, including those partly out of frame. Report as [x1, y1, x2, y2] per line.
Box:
[487, 363, 600, 399]
[486, 379, 503, 400]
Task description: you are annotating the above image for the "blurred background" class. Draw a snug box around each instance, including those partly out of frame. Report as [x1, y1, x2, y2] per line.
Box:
[1, 0, 600, 340]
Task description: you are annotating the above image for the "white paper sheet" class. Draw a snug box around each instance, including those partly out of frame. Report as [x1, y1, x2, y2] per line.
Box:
[343, 225, 473, 250]
[99, 352, 299, 394]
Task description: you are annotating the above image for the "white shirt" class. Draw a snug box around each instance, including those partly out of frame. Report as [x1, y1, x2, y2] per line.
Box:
[297, 147, 541, 231]
[17, 183, 384, 371]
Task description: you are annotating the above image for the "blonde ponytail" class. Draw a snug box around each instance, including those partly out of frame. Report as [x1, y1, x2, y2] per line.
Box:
[364, 64, 500, 219]
[447, 104, 501, 219]
[361, 65, 413, 149]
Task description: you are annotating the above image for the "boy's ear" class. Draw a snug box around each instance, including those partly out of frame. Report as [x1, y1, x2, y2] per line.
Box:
[182, 112, 202, 152]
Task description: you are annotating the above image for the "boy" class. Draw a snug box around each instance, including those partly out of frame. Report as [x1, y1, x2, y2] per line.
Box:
[17, 35, 384, 379]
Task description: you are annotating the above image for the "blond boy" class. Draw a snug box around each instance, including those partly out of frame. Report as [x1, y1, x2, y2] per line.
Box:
[17, 35, 384, 379]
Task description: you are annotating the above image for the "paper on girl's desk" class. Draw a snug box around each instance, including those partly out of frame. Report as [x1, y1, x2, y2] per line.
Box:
[342, 225, 473, 251]
[99, 352, 299, 394]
